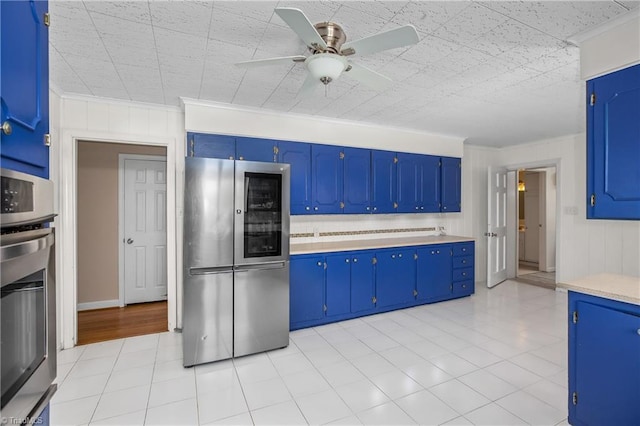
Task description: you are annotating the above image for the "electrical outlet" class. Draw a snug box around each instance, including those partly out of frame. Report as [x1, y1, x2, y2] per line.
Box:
[564, 206, 578, 215]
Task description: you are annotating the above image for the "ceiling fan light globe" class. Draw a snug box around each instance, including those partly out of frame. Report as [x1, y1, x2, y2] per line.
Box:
[306, 53, 347, 84]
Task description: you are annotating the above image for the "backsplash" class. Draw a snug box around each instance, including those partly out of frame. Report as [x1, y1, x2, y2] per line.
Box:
[290, 213, 465, 243]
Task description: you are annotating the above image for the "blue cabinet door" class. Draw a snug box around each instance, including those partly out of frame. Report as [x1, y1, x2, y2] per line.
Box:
[311, 144, 344, 214]
[278, 141, 312, 215]
[421, 155, 442, 212]
[570, 296, 640, 426]
[441, 157, 461, 212]
[290, 255, 325, 326]
[325, 254, 351, 317]
[416, 245, 452, 300]
[371, 150, 397, 213]
[236, 137, 276, 162]
[375, 248, 416, 308]
[397, 153, 421, 213]
[188, 133, 235, 159]
[587, 64, 640, 219]
[350, 251, 375, 313]
[1, 0, 49, 178]
[344, 147, 371, 214]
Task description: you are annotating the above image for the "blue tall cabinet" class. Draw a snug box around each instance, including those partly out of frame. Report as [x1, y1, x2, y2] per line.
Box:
[587, 63, 640, 220]
[1, 0, 50, 178]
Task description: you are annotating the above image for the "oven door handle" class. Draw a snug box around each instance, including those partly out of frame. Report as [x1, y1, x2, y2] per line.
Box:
[0, 232, 54, 263]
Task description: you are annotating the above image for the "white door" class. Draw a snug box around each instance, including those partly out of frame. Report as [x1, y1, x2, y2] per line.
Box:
[487, 167, 508, 288]
[122, 157, 167, 304]
[523, 171, 540, 264]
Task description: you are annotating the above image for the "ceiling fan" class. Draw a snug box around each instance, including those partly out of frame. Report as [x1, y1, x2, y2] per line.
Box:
[235, 7, 420, 96]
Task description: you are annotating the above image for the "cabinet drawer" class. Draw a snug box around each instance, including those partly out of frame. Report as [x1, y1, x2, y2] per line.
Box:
[452, 243, 474, 256]
[453, 280, 474, 295]
[453, 255, 473, 269]
[453, 267, 473, 282]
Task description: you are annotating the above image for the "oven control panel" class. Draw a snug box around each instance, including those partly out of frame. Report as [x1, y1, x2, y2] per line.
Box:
[1, 176, 34, 213]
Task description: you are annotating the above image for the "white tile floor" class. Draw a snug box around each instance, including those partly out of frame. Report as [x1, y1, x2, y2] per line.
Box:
[52, 281, 570, 425]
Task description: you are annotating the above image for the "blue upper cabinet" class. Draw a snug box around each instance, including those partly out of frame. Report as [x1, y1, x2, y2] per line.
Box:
[188, 133, 235, 159]
[1, 0, 50, 178]
[278, 140, 312, 215]
[397, 152, 421, 213]
[343, 147, 371, 214]
[587, 64, 640, 220]
[441, 156, 461, 212]
[420, 155, 441, 212]
[236, 137, 276, 162]
[311, 144, 344, 214]
[371, 150, 397, 213]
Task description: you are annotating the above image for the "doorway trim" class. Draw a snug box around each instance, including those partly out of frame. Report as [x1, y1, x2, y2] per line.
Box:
[59, 130, 178, 350]
[500, 159, 562, 282]
[118, 153, 168, 307]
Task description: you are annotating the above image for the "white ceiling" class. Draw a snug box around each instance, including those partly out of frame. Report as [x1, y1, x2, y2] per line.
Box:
[49, 1, 638, 147]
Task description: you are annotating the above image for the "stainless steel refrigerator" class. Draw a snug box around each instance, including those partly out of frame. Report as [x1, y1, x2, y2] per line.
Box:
[182, 157, 290, 367]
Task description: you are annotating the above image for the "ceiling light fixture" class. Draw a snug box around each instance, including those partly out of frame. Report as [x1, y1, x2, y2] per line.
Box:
[305, 53, 348, 85]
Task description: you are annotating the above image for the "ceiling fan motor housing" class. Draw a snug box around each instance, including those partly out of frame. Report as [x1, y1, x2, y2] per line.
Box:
[313, 22, 346, 54]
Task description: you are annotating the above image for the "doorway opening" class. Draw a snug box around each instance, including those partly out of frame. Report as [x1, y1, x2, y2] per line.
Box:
[515, 167, 557, 289]
[76, 141, 168, 345]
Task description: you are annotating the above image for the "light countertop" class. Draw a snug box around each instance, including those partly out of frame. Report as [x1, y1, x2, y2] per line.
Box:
[291, 235, 474, 255]
[557, 273, 640, 306]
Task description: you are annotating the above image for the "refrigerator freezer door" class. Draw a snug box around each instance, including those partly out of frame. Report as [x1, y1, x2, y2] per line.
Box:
[234, 161, 290, 266]
[182, 270, 233, 366]
[233, 262, 290, 357]
[184, 157, 235, 269]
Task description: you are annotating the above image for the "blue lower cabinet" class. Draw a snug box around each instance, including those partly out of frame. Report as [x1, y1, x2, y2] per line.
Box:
[416, 245, 452, 301]
[290, 241, 474, 330]
[350, 252, 375, 313]
[290, 255, 325, 326]
[375, 248, 416, 308]
[569, 292, 640, 426]
[325, 254, 351, 317]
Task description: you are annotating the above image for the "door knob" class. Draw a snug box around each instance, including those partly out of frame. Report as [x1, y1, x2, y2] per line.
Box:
[126, 238, 134, 244]
[1, 121, 12, 135]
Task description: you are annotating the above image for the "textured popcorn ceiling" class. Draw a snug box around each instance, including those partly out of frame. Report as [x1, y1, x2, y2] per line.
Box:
[49, 1, 638, 146]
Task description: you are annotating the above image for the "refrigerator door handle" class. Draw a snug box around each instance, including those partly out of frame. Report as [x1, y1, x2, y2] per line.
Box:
[234, 262, 286, 273]
[189, 266, 234, 275]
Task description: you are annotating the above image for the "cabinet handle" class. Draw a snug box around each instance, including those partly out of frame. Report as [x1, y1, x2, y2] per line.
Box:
[353, 258, 358, 263]
[637, 329, 640, 336]
[314, 207, 319, 211]
[392, 254, 396, 259]
[366, 206, 370, 211]
[420, 207, 424, 210]
[239, 156, 244, 160]
[373, 207, 377, 211]
[305, 206, 310, 211]
[436, 250, 440, 254]
[462, 260, 466, 264]
[317, 261, 322, 267]
[345, 258, 349, 263]
[398, 253, 403, 258]
[1, 121, 12, 135]
[415, 206, 419, 210]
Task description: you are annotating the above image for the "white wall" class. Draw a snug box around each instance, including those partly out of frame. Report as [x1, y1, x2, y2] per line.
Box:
[572, 10, 640, 79]
[501, 134, 638, 282]
[54, 94, 183, 349]
[183, 99, 464, 157]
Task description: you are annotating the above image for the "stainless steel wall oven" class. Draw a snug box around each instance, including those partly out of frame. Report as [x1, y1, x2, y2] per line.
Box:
[1, 169, 56, 423]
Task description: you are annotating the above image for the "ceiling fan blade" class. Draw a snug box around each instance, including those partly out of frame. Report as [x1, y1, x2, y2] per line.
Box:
[340, 25, 419, 57]
[275, 7, 328, 50]
[297, 73, 322, 98]
[235, 55, 306, 68]
[344, 63, 392, 90]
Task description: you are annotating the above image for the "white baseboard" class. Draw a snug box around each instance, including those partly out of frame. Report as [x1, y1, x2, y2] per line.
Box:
[77, 299, 120, 311]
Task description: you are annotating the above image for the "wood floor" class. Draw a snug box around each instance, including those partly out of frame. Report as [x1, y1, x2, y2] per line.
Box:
[77, 301, 168, 345]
